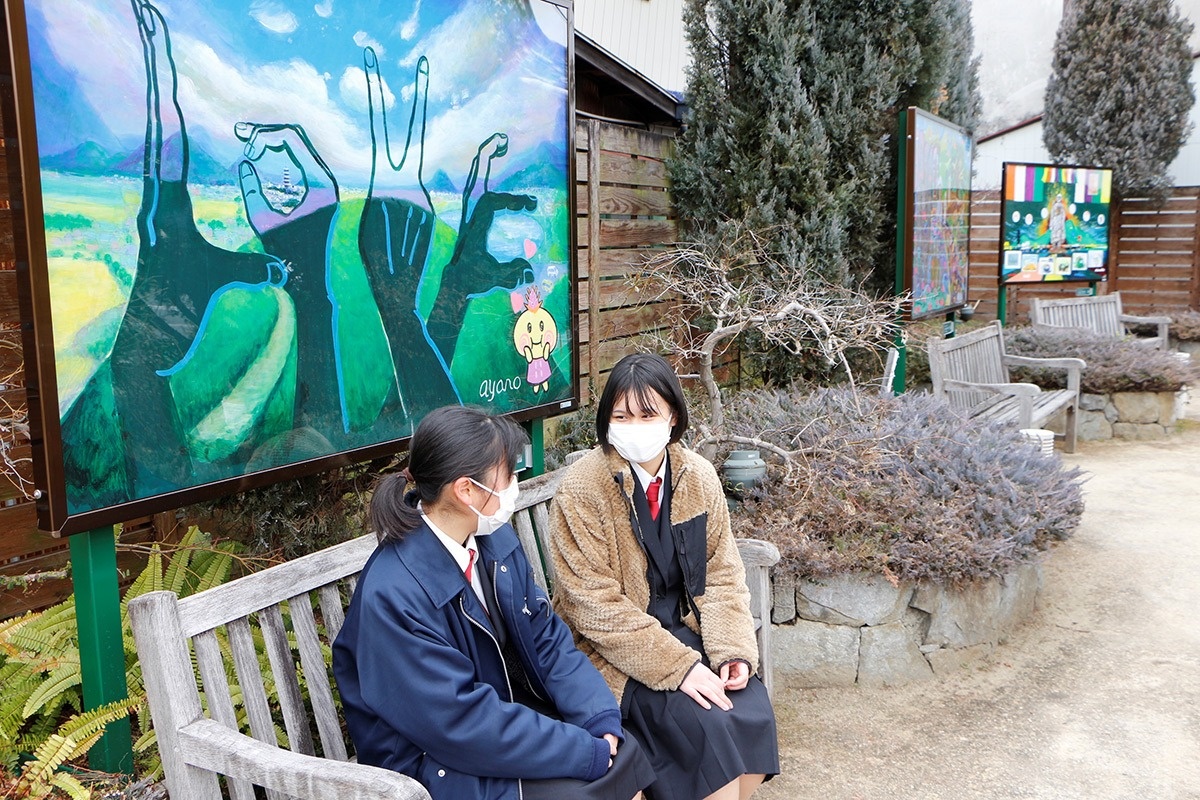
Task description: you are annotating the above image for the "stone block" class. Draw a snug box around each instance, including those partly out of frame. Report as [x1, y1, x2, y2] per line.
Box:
[1077, 409, 1113, 441]
[1157, 391, 1180, 426]
[1104, 401, 1120, 423]
[919, 561, 1042, 649]
[771, 620, 860, 687]
[795, 573, 914, 627]
[1173, 389, 1190, 423]
[771, 570, 796, 624]
[1078, 392, 1108, 412]
[1135, 423, 1167, 441]
[925, 643, 994, 676]
[1112, 392, 1161, 424]
[857, 622, 934, 686]
[1112, 422, 1138, 439]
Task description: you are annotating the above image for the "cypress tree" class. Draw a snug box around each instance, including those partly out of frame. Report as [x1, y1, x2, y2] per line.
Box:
[1044, 0, 1195, 202]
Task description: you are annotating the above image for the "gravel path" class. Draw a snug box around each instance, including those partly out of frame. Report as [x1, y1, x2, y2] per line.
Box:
[755, 407, 1200, 800]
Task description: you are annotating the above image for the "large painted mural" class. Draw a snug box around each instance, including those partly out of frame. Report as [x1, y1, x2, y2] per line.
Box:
[11, 0, 574, 532]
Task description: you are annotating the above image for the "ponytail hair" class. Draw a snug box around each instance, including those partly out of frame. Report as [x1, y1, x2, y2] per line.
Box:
[372, 406, 529, 543]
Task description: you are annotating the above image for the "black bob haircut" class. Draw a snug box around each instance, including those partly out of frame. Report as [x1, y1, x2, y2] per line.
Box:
[372, 405, 528, 543]
[595, 353, 689, 451]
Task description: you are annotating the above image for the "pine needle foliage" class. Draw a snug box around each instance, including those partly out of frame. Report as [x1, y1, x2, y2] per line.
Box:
[672, 0, 981, 384]
[1044, 0, 1195, 204]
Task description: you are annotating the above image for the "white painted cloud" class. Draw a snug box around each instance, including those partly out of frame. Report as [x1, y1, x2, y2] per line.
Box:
[399, 0, 422, 41]
[171, 33, 370, 177]
[249, 0, 298, 35]
[353, 31, 385, 59]
[314, 0, 333, 19]
[338, 66, 394, 113]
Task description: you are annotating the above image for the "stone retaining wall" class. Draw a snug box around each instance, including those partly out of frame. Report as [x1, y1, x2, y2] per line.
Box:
[769, 563, 1043, 687]
[1052, 389, 1189, 440]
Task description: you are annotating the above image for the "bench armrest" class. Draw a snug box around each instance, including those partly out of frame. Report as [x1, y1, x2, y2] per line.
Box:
[1001, 355, 1086, 371]
[180, 719, 431, 800]
[1119, 313, 1172, 325]
[736, 538, 781, 568]
[943, 379, 1041, 397]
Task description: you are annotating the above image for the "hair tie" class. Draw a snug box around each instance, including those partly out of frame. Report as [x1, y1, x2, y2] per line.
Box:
[401, 466, 414, 484]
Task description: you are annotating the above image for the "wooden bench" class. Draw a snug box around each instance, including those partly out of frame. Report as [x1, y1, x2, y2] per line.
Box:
[927, 321, 1086, 453]
[1030, 292, 1172, 351]
[129, 465, 781, 800]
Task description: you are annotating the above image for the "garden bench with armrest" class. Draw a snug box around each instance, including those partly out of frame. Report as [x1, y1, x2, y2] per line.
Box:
[1030, 292, 1172, 351]
[129, 463, 780, 800]
[927, 321, 1085, 453]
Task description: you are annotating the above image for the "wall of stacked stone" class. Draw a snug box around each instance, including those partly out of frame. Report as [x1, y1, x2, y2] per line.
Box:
[1049, 389, 1189, 441]
[769, 564, 1043, 687]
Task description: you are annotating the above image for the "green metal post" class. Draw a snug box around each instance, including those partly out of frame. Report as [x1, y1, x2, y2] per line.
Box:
[944, 311, 957, 339]
[523, 418, 545, 477]
[892, 108, 911, 395]
[997, 285, 1008, 326]
[70, 526, 133, 774]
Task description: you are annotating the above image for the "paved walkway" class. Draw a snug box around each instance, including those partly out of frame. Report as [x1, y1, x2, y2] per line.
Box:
[756, 406, 1200, 800]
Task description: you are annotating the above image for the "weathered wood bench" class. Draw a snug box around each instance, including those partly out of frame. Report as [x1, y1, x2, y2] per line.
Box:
[1030, 292, 1172, 351]
[130, 464, 780, 800]
[927, 321, 1086, 453]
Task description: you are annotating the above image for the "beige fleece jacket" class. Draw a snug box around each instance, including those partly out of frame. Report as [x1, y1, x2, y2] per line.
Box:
[549, 443, 759, 704]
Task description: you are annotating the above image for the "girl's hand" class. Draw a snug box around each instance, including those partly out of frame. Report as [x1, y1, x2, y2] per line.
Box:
[720, 660, 751, 692]
[679, 663, 733, 711]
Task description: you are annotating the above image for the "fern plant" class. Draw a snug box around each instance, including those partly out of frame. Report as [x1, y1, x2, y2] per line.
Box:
[0, 526, 239, 796]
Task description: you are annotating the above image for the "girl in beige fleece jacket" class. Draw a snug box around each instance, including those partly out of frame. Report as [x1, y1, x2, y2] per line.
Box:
[550, 354, 779, 800]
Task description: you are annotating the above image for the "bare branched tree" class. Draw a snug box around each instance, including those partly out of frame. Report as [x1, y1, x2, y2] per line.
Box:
[629, 226, 903, 460]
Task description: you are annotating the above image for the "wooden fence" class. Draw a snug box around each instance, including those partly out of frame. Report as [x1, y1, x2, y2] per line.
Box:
[968, 187, 1200, 323]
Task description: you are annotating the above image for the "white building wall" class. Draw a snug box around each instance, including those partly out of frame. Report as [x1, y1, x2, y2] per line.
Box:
[573, 0, 688, 92]
[976, 58, 1200, 188]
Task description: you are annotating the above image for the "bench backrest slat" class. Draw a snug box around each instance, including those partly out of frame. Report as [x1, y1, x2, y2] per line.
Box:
[193, 630, 258, 800]
[1031, 293, 1125, 337]
[226, 615, 284, 797]
[260, 603, 316, 757]
[289, 592, 349, 762]
[929, 322, 1010, 411]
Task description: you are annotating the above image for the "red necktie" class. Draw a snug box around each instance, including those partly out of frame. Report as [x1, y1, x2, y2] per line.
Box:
[465, 548, 477, 584]
[647, 477, 662, 521]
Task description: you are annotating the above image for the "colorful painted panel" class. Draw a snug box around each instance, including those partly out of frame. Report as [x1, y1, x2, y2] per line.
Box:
[9, 0, 575, 533]
[902, 109, 973, 321]
[999, 163, 1112, 284]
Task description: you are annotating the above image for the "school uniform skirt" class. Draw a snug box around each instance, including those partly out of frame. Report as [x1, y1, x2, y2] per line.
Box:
[522, 735, 655, 800]
[621, 627, 779, 800]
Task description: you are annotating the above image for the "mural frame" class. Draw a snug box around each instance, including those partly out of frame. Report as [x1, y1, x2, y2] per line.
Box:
[2, 0, 579, 535]
[895, 107, 974, 322]
[998, 161, 1113, 286]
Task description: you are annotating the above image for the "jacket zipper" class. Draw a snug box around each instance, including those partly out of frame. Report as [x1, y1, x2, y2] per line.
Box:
[459, 595, 523, 800]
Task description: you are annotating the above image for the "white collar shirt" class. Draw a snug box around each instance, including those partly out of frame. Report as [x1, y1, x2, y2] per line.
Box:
[629, 453, 668, 496]
[422, 511, 488, 610]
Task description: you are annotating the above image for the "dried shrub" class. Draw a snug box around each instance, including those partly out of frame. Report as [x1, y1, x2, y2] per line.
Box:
[1169, 309, 1200, 341]
[1003, 326, 1199, 394]
[722, 387, 1084, 586]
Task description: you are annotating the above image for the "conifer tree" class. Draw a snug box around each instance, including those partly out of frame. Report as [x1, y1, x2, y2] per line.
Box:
[671, 0, 981, 383]
[1044, 0, 1195, 202]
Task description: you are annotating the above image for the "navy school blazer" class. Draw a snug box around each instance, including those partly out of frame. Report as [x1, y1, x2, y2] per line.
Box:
[332, 520, 621, 800]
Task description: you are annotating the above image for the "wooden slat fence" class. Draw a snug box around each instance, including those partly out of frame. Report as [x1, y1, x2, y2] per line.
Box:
[574, 118, 737, 403]
[968, 186, 1200, 323]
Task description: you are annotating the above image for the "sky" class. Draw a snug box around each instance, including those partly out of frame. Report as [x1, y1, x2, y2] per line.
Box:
[27, 0, 570, 186]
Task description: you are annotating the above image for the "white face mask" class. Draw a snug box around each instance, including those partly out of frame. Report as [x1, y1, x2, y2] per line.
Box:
[607, 421, 672, 465]
[467, 475, 519, 536]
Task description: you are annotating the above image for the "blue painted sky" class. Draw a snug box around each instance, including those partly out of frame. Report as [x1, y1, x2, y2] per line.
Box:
[28, 0, 569, 186]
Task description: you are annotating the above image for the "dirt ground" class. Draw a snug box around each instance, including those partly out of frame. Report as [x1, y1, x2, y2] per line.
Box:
[755, 405, 1200, 800]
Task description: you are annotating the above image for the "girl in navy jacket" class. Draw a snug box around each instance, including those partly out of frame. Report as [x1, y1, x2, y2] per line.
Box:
[333, 406, 652, 800]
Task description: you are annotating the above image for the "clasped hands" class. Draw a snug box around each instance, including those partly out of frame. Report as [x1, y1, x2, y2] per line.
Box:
[679, 660, 750, 711]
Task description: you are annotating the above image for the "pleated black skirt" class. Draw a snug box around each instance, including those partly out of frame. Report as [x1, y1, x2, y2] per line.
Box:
[621, 672, 778, 800]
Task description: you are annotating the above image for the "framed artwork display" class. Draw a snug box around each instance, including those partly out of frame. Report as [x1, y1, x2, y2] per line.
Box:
[3, 0, 577, 534]
[999, 162, 1112, 284]
[896, 107, 973, 321]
